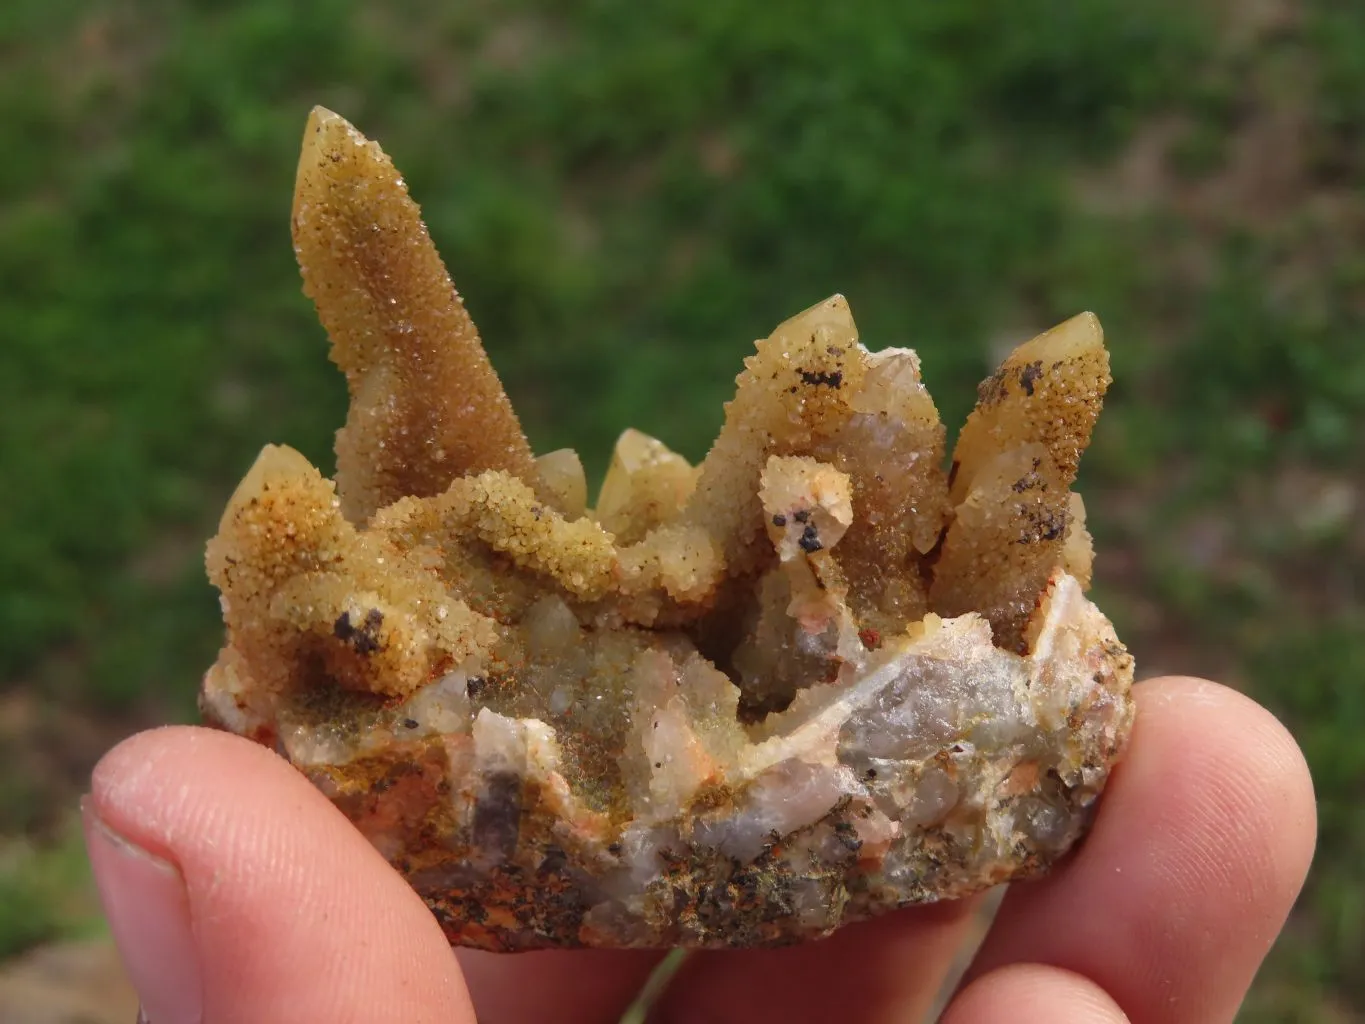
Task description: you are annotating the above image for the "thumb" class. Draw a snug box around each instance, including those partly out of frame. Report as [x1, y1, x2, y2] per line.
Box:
[84, 725, 475, 1024]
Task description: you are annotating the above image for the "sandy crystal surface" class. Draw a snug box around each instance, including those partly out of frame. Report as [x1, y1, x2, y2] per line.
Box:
[201, 108, 1135, 950]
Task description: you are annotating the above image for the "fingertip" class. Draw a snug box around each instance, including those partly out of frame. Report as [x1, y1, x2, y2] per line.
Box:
[1139, 675, 1316, 815]
[88, 725, 475, 1024]
[943, 964, 1128, 1023]
[647, 897, 985, 1024]
[1134, 675, 1318, 914]
[457, 948, 663, 1024]
[82, 795, 203, 1024]
[91, 726, 305, 850]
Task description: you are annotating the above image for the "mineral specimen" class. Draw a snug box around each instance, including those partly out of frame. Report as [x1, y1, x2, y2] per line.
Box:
[201, 107, 1135, 951]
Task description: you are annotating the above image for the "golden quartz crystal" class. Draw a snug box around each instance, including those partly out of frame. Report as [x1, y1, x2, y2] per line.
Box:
[202, 109, 1134, 950]
[293, 108, 541, 521]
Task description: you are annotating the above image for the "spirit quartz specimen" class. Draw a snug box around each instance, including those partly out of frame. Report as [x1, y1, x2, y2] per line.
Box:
[201, 108, 1135, 950]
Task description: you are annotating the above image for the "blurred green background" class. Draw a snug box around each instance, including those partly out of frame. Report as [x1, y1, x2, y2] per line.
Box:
[1, 1, 1361, 1019]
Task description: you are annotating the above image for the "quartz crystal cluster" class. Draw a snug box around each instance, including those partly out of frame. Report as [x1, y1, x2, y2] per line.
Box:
[201, 108, 1135, 950]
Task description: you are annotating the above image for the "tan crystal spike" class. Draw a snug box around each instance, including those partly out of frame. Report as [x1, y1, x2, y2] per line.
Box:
[931, 314, 1111, 649]
[292, 107, 539, 521]
[949, 312, 1110, 503]
[684, 295, 867, 574]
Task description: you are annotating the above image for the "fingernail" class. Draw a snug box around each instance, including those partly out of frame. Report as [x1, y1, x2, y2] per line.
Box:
[82, 798, 203, 1024]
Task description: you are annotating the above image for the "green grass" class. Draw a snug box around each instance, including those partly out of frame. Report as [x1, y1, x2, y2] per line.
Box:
[0, 823, 105, 960]
[1, 1, 1362, 1017]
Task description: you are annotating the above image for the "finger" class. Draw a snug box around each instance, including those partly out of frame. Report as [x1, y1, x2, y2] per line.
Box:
[86, 726, 475, 1024]
[942, 963, 1128, 1023]
[456, 948, 663, 1024]
[648, 895, 986, 1024]
[962, 676, 1316, 1024]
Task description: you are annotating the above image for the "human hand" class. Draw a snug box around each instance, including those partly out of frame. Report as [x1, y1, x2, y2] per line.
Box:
[84, 676, 1314, 1023]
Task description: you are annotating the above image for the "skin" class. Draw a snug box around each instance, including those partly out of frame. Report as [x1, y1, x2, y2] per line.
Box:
[85, 676, 1315, 1023]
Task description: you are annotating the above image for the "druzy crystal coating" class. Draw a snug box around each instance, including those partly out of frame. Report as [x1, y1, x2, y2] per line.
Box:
[201, 108, 1134, 950]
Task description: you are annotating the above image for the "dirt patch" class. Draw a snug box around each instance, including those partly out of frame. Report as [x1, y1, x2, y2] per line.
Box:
[0, 689, 147, 838]
[1075, 0, 1364, 251]
[0, 940, 138, 1024]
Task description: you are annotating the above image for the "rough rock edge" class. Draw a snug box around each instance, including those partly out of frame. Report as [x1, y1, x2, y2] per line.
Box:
[203, 572, 1132, 950]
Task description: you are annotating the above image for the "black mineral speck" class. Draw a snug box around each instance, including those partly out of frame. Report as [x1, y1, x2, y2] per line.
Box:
[1016, 506, 1067, 544]
[1012, 459, 1044, 493]
[799, 369, 843, 388]
[799, 525, 822, 553]
[333, 608, 383, 654]
[976, 369, 1008, 405]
